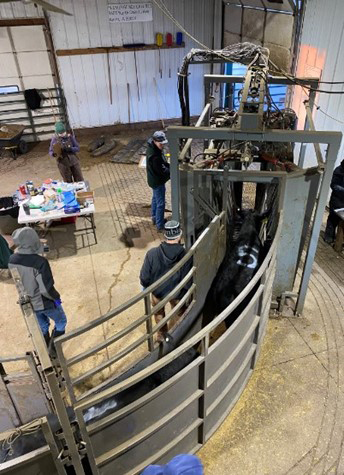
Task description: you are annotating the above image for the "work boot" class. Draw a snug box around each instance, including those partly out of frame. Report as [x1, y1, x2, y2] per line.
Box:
[49, 329, 65, 358]
[43, 332, 51, 347]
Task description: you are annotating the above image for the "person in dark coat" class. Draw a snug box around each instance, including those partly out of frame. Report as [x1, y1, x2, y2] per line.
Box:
[0, 235, 13, 269]
[146, 131, 170, 231]
[8, 228, 67, 346]
[49, 121, 84, 183]
[140, 221, 192, 341]
[324, 159, 344, 243]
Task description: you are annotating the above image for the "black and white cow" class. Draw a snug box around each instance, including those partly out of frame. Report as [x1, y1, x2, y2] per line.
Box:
[203, 209, 270, 329]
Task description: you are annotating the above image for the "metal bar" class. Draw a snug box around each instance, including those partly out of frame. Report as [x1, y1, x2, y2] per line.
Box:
[57, 244, 196, 341]
[71, 332, 151, 386]
[192, 192, 217, 219]
[296, 138, 342, 313]
[65, 312, 150, 368]
[40, 418, 67, 475]
[167, 125, 342, 144]
[74, 220, 280, 412]
[298, 86, 318, 167]
[170, 135, 181, 221]
[304, 100, 325, 167]
[150, 268, 195, 315]
[151, 285, 196, 334]
[204, 74, 319, 87]
[87, 356, 203, 435]
[144, 295, 154, 352]
[179, 102, 212, 162]
[95, 390, 203, 467]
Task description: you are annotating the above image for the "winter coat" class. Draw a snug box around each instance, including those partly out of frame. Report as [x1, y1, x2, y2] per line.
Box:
[49, 134, 80, 167]
[140, 242, 192, 299]
[146, 138, 170, 189]
[0, 235, 13, 269]
[329, 160, 344, 210]
[8, 228, 60, 311]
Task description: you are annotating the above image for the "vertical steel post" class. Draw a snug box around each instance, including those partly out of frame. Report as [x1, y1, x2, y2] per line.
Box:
[144, 294, 154, 352]
[296, 140, 342, 313]
[167, 133, 181, 222]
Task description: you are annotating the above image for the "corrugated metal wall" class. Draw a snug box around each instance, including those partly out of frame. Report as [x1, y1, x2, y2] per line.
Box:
[296, 0, 344, 166]
[0, 1, 214, 128]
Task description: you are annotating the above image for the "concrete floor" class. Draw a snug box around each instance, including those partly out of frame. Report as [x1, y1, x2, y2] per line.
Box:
[1, 128, 344, 474]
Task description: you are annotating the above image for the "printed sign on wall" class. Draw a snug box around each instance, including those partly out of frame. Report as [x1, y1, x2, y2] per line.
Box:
[108, 3, 153, 23]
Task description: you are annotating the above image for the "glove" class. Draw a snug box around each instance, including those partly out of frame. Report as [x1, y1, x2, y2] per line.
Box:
[54, 299, 62, 307]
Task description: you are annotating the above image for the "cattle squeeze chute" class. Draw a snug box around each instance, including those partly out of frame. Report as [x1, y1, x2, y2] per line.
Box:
[0, 43, 342, 475]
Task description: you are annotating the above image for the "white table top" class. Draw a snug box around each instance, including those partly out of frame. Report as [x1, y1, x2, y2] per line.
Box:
[18, 200, 95, 224]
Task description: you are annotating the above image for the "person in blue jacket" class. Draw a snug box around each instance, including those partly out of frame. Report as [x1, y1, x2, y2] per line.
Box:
[141, 454, 203, 474]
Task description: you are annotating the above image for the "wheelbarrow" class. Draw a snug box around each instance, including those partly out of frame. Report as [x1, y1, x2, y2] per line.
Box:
[0, 124, 28, 159]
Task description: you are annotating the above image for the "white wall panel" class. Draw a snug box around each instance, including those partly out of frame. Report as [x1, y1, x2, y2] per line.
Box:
[0, 0, 214, 128]
[11, 25, 47, 51]
[295, 0, 344, 167]
[0, 2, 43, 18]
[48, 0, 214, 127]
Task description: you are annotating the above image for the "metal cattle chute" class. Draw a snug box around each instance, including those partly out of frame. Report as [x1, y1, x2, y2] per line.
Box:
[1, 44, 342, 474]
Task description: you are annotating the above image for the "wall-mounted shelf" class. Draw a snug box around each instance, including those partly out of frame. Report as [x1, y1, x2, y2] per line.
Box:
[56, 43, 185, 57]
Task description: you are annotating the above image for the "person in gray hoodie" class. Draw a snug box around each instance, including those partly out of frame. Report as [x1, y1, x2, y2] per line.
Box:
[8, 228, 67, 345]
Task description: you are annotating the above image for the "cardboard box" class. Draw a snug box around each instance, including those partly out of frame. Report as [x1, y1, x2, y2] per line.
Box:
[76, 191, 94, 205]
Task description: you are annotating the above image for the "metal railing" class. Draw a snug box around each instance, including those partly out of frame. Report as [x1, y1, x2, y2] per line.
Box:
[54, 212, 226, 403]
[0, 87, 68, 141]
[69, 215, 281, 474]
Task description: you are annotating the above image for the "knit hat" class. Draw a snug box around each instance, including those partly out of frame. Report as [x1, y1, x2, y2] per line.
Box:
[152, 130, 168, 144]
[164, 220, 182, 240]
[141, 454, 203, 475]
[55, 121, 66, 134]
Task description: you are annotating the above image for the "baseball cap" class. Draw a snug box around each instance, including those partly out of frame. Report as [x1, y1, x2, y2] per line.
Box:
[164, 220, 182, 240]
[152, 130, 168, 144]
[141, 454, 203, 475]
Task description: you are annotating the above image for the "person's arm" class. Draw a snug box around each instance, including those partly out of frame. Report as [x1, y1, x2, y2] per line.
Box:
[151, 155, 170, 180]
[36, 258, 61, 302]
[331, 169, 344, 195]
[140, 253, 153, 289]
[69, 135, 80, 153]
[49, 136, 57, 157]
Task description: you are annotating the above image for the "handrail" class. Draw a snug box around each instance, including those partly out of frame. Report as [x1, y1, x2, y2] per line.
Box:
[56, 213, 224, 343]
[75, 215, 281, 412]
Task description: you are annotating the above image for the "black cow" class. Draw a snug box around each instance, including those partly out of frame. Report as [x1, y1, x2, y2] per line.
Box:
[203, 209, 270, 329]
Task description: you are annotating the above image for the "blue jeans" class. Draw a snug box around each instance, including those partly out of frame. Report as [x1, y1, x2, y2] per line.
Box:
[35, 305, 67, 335]
[151, 184, 165, 229]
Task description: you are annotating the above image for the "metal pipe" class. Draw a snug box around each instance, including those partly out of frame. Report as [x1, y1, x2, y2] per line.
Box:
[304, 100, 325, 168]
[179, 102, 212, 162]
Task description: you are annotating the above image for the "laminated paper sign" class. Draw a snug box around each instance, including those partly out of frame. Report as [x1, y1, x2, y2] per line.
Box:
[108, 3, 153, 23]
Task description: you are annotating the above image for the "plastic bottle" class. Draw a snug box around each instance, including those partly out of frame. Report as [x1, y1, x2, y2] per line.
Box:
[57, 188, 62, 203]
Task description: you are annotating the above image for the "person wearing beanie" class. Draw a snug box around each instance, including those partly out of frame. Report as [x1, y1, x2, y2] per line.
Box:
[324, 159, 344, 244]
[141, 454, 203, 475]
[139, 221, 192, 341]
[49, 121, 84, 183]
[146, 131, 170, 231]
[8, 228, 67, 346]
